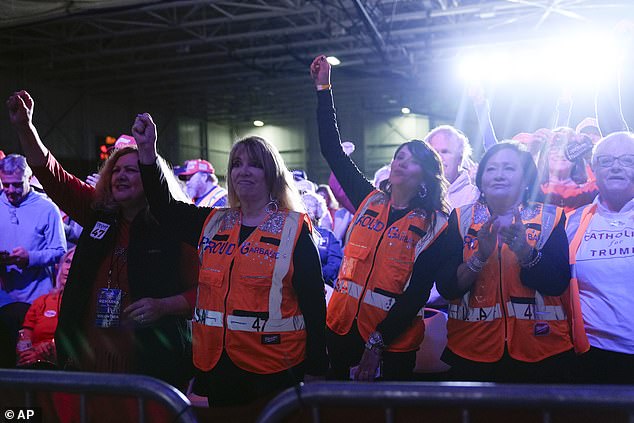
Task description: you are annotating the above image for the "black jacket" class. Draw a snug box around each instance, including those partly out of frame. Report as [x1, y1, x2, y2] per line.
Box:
[55, 208, 192, 386]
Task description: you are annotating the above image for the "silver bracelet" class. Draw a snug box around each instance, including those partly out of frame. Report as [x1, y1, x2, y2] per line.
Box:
[520, 249, 542, 268]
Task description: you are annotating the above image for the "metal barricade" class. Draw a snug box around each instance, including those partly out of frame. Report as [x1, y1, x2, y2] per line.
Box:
[0, 369, 197, 423]
[256, 381, 634, 423]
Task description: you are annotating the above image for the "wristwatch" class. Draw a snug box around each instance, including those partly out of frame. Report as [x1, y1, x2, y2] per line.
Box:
[365, 331, 384, 353]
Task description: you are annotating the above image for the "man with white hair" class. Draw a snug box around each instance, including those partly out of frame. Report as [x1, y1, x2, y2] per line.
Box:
[425, 126, 479, 308]
[425, 125, 479, 210]
[0, 154, 66, 305]
[566, 131, 634, 383]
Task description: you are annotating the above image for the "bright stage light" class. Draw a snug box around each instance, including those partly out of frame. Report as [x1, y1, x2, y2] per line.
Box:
[401, 107, 411, 114]
[327, 56, 341, 66]
[456, 30, 621, 87]
[253, 120, 264, 127]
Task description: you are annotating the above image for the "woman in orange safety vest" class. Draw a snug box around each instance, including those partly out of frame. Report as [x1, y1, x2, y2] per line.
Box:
[133, 114, 327, 409]
[438, 142, 577, 383]
[312, 55, 462, 381]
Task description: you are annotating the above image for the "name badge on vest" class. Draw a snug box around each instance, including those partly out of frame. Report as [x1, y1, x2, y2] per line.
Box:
[261, 334, 281, 345]
[534, 322, 550, 337]
[95, 288, 122, 328]
[90, 221, 111, 240]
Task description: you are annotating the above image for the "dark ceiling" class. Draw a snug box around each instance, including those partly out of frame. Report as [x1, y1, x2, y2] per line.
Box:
[1, 0, 632, 125]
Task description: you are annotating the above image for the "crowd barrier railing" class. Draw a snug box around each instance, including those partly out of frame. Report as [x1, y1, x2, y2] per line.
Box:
[256, 381, 634, 423]
[0, 369, 197, 423]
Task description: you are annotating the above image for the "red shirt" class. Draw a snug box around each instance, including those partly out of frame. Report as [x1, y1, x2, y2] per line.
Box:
[23, 292, 62, 345]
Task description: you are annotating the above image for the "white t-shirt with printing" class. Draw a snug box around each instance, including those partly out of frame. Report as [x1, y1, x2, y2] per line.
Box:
[575, 197, 634, 353]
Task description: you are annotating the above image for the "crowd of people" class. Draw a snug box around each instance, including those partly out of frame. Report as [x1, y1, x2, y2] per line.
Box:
[0, 49, 632, 420]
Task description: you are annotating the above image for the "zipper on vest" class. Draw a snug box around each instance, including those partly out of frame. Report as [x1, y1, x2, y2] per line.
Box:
[222, 259, 235, 348]
[497, 243, 508, 342]
[354, 231, 387, 320]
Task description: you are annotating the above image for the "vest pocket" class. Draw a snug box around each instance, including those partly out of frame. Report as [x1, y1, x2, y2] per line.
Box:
[233, 274, 272, 312]
[340, 243, 370, 280]
[199, 267, 224, 287]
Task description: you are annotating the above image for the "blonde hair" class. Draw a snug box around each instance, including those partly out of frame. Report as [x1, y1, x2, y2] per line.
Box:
[226, 136, 303, 212]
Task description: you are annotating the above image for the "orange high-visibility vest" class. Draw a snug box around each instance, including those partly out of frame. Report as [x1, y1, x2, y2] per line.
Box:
[193, 208, 307, 374]
[327, 190, 447, 352]
[564, 203, 597, 355]
[448, 201, 574, 363]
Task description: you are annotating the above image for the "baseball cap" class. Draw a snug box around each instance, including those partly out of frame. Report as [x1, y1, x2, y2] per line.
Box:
[114, 135, 137, 149]
[178, 159, 215, 180]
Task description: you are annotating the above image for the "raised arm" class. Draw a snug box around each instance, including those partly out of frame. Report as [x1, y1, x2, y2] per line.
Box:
[553, 89, 573, 129]
[7, 91, 93, 225]
[596, 21, 632, 135]
[468, 83, 498, 151]
[310, 55, 374, 209]
[7, 91, 48, 166]
[133, 113, 211, 247]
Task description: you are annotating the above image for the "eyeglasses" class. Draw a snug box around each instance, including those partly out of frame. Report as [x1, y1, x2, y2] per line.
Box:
[595, 154, 634, 168]
[9, 208, 19, 225]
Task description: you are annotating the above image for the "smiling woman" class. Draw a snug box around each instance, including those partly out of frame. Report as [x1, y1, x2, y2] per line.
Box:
[7, 90, 198, 421]
[437, 141, 582, 383]
[311, 54, 462, 382]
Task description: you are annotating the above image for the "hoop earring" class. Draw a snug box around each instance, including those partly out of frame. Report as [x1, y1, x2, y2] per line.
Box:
[265, 193, 279, 214]
[418, 184, 428, 200]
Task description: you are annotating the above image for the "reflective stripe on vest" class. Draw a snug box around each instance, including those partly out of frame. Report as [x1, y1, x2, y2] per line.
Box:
[362, 288, 425, 316]
[194, 308, 223, 327]
[226, 314, 305, 332]
[333, 279, 364, 299]
[363, 289, 397, 312]
[505, 301, 565, 321]
[269, 212, 300, 320]
[447, 303, 502, 322]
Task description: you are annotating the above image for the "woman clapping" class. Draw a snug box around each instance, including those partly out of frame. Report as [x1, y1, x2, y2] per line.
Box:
[438, 142, 579, 383]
